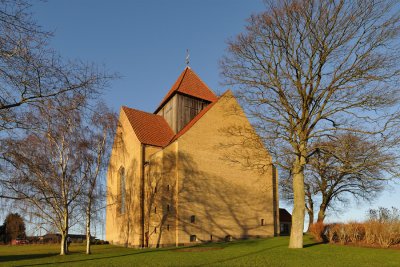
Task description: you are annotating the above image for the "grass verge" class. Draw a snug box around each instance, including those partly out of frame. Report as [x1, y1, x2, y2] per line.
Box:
[1, 235, 400, 266]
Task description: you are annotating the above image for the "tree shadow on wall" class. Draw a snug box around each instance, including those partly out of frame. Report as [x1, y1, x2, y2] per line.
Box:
[178, 151, 273, 242]
[106, 121, 140, 247]
[145, 150, 276, 247]
[107, 98, 279, 248]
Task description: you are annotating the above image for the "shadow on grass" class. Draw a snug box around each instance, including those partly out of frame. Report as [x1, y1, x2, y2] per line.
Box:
[193, 238, 323, 266]
[9, 239, 289, 267]
[0, 253, 58, 263]
[5, 242, 229, 266]
[14, 247, 180, 267]
[303, 242, 325, 248]
[194, 244, 286, 267]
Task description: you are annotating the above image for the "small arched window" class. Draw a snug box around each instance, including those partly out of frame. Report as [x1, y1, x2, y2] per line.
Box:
[190, 215, 196, 223]
[261, 219, 265, 226]
[119, 167, 126, 214]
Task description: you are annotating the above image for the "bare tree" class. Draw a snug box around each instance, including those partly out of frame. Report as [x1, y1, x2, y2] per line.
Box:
[1, 96, 91, 255]
[0, 0, 111, 132]
[0, 1, 115, 252]
[221, 0, 400, 248]
[311, 134, 397, 222]
[80, 104, 116, 254]
[281, 133, 399, 231]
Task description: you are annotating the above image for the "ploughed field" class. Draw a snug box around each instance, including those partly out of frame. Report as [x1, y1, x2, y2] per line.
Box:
[1, 236, 399, 266]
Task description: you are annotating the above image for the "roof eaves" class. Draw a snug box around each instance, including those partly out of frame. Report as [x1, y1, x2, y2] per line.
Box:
[122, 106, 174, 147]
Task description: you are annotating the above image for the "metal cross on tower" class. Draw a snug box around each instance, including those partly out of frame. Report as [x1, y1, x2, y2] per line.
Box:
[185, 49, 190, 66]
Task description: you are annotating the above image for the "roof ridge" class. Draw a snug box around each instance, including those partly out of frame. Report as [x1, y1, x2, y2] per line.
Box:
[154, 67, 218, 113]
[123, 105, 163, 117]
[187, 68, 217, 97]
[175, 67, 188, 93]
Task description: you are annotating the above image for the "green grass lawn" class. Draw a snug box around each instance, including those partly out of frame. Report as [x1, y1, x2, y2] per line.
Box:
[1, 236, 399, 267]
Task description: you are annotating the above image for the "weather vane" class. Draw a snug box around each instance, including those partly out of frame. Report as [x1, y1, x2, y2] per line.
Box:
[185, 49, 190, 66]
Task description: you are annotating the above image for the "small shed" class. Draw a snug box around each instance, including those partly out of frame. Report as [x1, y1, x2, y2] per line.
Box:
[279, 208, 292, 236]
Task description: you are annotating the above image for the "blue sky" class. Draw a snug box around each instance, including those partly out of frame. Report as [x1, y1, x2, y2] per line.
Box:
[30, 0, 400, 230]
[32, 0, 266, 112]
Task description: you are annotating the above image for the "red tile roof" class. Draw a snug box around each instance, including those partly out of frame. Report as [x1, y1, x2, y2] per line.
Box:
[155, 67, 218, 113]
[122, 69, 227, 147]
[123, 91, 233, 147]
[122, 106, 174, 147]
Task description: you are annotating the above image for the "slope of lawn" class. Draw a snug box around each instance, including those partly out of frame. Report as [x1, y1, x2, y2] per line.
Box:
[1, 236, 399, 267]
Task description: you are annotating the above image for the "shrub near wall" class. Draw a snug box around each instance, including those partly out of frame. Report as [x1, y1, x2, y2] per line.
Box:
[364, 220, 400, 248]
[324, 222, 366, 245]
[365, 207, 400, 248]
[308, 222, 325, 242]
[310, 207, 400, 248]
[318, 222, 400, 248]
[345, 222, 365, 244]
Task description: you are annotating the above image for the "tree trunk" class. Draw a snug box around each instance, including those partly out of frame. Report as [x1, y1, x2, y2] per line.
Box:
[60, 232, 66, 256]
[317, 202, 327, 223]
[86, 203, 92, 255]
[289, 156, 306, 248]
[305, 185, 314, 232]
[60, 210, 69, 255]
[306, 207, 314, 232]
[60, 206, 69, 255]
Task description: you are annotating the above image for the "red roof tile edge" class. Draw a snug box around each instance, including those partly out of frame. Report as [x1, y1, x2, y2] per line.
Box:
[154, 67, 218, 113]
[122, 106, 175, 147]
[122, 90, 231, 148]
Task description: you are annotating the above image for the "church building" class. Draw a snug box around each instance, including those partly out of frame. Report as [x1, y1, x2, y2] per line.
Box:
[105, 67, 280, 247]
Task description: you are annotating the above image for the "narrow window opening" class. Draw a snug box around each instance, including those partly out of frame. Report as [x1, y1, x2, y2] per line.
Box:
[190, 215, 196, 223]
[167, 224, 170, 231]
[119, 167, 126, 214]
[167, 184, 170, 191]
[261, 219, 265, 226]
[210, 235, 213, 241]
[190, 235, 197, 242]
[154, 207, 157, 214]
[154, 186, 157, 193]
[154, 227, 157, 234]
[167, 204, 170, 212]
